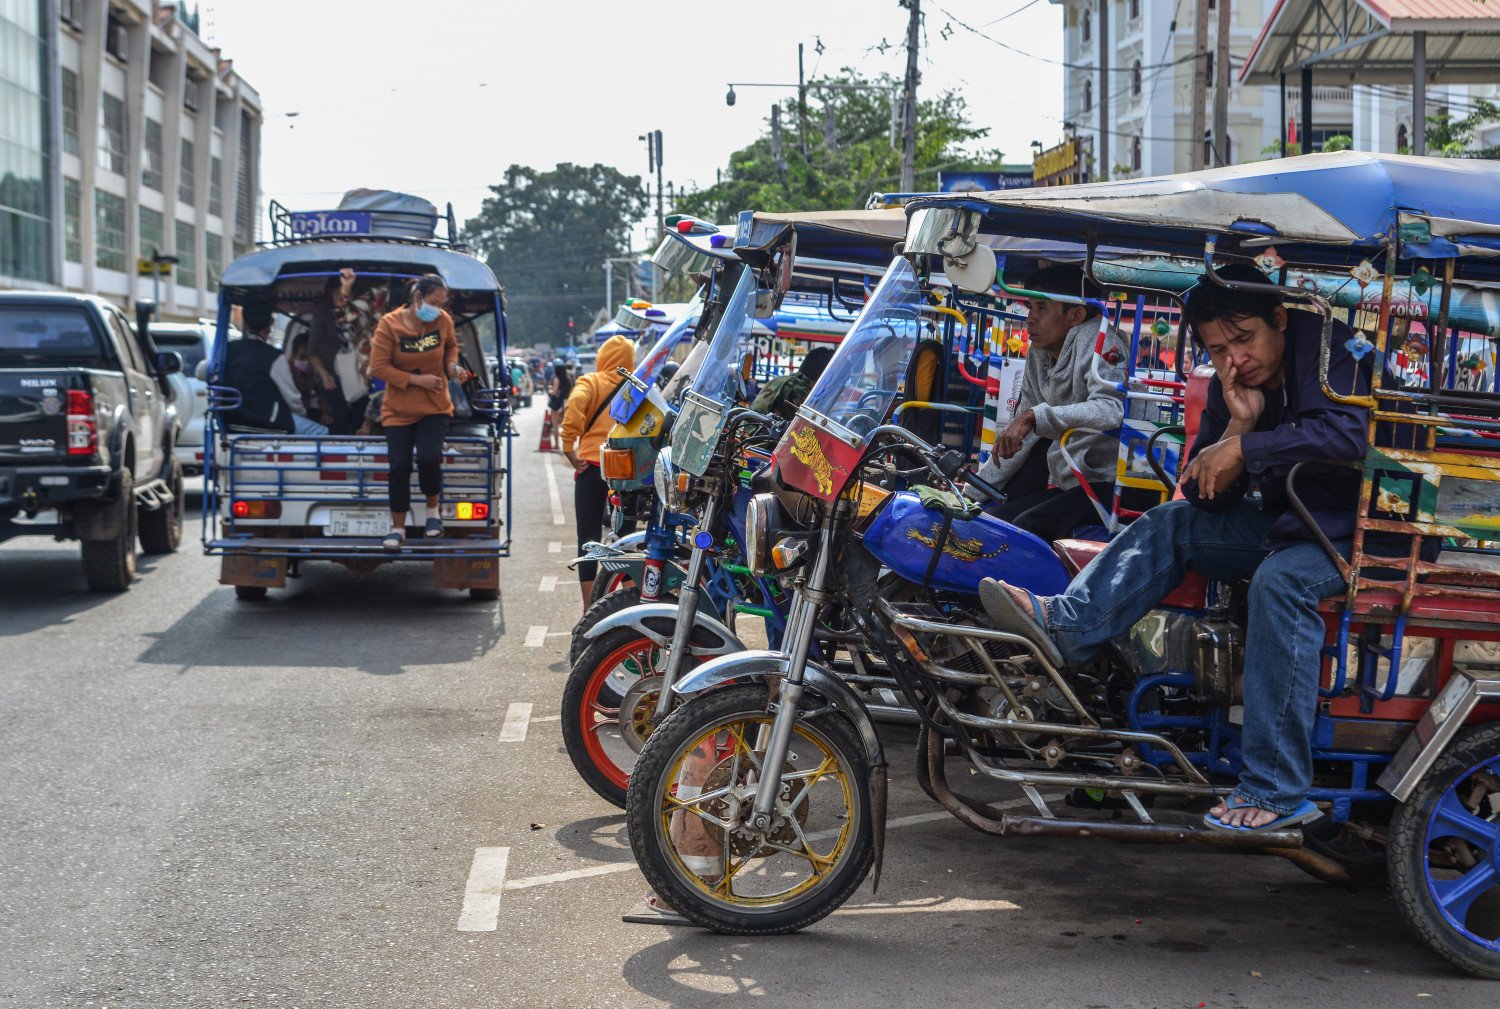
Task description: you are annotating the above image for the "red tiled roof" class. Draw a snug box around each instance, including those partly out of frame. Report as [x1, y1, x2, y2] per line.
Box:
[1362, 0, 1500, 22]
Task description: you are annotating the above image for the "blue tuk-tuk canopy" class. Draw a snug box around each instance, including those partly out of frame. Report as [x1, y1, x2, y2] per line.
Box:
[219, 240, 501, 294]
[735, 208, 909, 267]
[907, 152, 1500, 274]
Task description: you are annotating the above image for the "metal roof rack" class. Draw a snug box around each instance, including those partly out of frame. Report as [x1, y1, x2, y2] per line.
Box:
[264, 199, 469, 252]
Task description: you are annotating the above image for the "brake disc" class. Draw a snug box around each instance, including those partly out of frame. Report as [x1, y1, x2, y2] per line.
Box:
[616, 676, 663, 753]
[699, 759, 811, 857]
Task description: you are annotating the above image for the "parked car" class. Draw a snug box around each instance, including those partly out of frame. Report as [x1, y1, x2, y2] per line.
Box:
[505, 356, 534, 408]
[1, 293, 185, 590]
[143, 319, 238, 475]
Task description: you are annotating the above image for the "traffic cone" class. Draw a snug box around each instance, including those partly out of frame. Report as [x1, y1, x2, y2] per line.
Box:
[536, 411, 554, 451]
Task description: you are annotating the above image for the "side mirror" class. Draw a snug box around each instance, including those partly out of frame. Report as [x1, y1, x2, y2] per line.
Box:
[157, 350, 184, 376]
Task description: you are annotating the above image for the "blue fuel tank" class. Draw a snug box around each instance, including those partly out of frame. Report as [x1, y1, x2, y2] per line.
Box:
[862, 492, 1072, 597]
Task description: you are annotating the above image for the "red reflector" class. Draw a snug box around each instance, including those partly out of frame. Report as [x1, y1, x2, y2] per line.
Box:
[608, 493, 621, 507]
[473, 502, 489, 519]
[322, 454, 348, 463]
[320, 471, 348, 480]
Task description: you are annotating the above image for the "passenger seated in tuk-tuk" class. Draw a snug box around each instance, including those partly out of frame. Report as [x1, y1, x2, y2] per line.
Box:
[269, 331, 331, 436]
[221, 301, 298, 434]
[977, 266, 1127, 541]
[982, 264, 1374, 833]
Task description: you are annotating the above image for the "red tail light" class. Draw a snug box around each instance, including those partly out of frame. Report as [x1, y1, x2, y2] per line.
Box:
[473, 502, 489, 519]
[231, 500, 281, 519]
[66, 389, 96, 456]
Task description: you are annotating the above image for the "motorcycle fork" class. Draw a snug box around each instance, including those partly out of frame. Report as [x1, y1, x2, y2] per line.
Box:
[654, 494, 721, 721]
[747, 507, 839, 831]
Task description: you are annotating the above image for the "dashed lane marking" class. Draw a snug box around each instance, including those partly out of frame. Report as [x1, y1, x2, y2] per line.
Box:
[457, 847, 510, 931]
[548, 542, 562, 553]
[539, 576, 557, 592]
[544, 460, 565, 526]
[524, 625, 547, 648]
[531, 714, 562, 723]
[499, 702, 533, 742]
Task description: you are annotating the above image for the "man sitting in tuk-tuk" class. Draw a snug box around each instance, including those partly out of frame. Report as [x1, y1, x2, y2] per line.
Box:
[978, 265, 1127, 541]
[982, 264, 1377, 834]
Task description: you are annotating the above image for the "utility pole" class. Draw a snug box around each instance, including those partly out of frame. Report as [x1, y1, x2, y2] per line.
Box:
[1098, 0, 1110, 179]
[797, 42, 808, 155]
[1190, 0, 1210, 170]
[640, 130, 664, 242]
[1212, 0, 1231, 165]
[603, 258, 613, 318]
[770, 104, 786, 180]
[899, 0, 921, 192]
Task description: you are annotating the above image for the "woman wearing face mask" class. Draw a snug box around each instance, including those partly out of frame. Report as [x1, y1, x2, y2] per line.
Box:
[368, 274, 472, 550]
[269, 329, 331, 435]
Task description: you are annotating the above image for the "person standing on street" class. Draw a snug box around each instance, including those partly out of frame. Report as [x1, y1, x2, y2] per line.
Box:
[547, 359, 572, 452]
[560, 335, 636, 607]
[369, 274, 471, 550]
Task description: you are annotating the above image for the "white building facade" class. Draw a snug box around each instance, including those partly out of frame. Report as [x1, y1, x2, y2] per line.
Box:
[0, 0, 261, 321]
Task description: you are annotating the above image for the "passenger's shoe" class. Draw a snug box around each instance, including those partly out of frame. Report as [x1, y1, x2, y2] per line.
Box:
[424, 516, 444, 538]
[978, 578, 1064, 668]
[382, 529, 405, 551]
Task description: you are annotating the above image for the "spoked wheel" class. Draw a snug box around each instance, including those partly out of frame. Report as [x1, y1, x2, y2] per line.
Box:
[626, 684, 874, 934]
[1389, 725, 1500, 978]
[563, 627, 690, 807]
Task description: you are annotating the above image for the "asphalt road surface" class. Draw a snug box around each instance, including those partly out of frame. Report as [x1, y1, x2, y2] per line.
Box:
[2, 405, 1493, 1009]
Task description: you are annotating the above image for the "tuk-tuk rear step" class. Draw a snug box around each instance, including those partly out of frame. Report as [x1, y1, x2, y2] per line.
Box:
[210, 536, 504, 558]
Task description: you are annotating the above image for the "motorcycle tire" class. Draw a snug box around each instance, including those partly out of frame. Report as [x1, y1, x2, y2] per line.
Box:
[570, 587, 677, 669]
[1387, 723, 1500, 979]
[626, 684, 875, 935]
[563, 624, 697, 807]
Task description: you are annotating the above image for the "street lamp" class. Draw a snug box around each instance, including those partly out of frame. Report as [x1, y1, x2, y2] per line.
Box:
[725, 85, 736, 107]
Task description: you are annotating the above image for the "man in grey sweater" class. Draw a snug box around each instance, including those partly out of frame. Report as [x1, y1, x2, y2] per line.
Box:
[978, 265, 1127, 540]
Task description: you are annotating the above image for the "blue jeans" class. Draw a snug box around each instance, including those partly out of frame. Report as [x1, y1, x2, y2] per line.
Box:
[1038, 499, 1347, 816]
[292, 413, 329, 436]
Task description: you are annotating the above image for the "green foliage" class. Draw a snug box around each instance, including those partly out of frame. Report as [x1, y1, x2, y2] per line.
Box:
[465, 163, 648, 347]
[677, 69, 1005, 220]
[1425, 99, 1500, 158]
[1322, 134, 1354, 152]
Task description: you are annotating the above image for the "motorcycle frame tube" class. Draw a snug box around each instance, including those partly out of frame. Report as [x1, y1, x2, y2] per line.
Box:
[654, 493, 721, 719]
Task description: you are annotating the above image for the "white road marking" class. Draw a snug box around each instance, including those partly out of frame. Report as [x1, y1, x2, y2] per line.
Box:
[544, 461, 565, 526]
[548, 542, 562, 553]
[524, 625, 547, 648]
[499, 702, 533, 742]
[539, 576, 557, 593]
[506, 863, 638, 892]
[531, 714, 562, 723]
[457, 847, 510, 931]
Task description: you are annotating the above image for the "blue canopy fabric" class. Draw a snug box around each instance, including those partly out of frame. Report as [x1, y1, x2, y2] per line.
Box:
[220, 239, 501, 292]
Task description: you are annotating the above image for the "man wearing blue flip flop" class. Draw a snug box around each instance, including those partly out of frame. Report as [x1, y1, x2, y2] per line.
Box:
[981, 263, 1374, 834]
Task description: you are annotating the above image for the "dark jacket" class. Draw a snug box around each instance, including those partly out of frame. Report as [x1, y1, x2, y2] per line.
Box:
[1182, 310, 1369, 548]
[223, 337, 295, 433]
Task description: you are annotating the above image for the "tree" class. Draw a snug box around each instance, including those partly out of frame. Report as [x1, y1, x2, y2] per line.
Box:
[465, 164, 648, 349]
[677, 69, 1005, 221]
[1423, 99, 1500, 158]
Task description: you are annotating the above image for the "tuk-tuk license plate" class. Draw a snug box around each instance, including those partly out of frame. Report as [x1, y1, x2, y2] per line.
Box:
[326, 509, 389, 537]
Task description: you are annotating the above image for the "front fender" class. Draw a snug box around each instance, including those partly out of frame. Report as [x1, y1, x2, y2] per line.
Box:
[582, 602, 741, 658]
[672, 650, 886, 769]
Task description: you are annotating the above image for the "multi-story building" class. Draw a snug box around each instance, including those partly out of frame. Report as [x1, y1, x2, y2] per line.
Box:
[0, 0, 261, 321]
[1050, 0, 1409, 179]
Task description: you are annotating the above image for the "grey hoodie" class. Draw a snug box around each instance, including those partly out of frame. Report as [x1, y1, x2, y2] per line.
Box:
[979, 316, 1127, 492]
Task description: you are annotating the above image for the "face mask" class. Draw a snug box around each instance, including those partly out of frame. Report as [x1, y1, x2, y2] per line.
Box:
[414, 302, 441, 323]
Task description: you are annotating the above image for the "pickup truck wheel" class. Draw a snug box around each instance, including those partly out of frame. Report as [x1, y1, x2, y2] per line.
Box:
[234, 585, 269, 601]
[81, 469, 137, 592]
[139, 459, 184, 555]
[469, 587, 500, 601]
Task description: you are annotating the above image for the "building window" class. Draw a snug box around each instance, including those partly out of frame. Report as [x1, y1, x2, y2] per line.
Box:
[143, 119, 165, 191]
[184, 74, 201, 112]
[139, 207, 165, 262]
[1082, 8, 1091, 42]
[97, 94, 127, 175]
[1132, 60, 1142, 96]
[1129, 0, 1140, 17]
[236, 114, 256, 244]
[1396, 123, 1410, 153]
[64, 179, 82, 263]
[179, 138, 196, 204]
[1205, 52, 1214, 83]
[60, 0, 83, 28]
[61, 68, 80, 155]
[1132, 136, 1142, 171]
[205, 233, 223, 291]
[209, 155, 223, 217]
[105, 9, 130, 62]
[1084, 79, 1093, 112]
[175, 220, 197, 289]
[95, 189, 127, 272]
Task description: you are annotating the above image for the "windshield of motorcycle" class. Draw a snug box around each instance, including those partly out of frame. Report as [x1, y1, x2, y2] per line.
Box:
[610, 292, 701, 423]
[689, 267, 760, 408]
[798, 256, 925, 446]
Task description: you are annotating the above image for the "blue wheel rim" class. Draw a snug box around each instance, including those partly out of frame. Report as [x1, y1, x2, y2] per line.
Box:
[1423, 754, 1500, 951]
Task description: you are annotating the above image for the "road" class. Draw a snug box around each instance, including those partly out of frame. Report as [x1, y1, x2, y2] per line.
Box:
[1, 404, 1492, 1009]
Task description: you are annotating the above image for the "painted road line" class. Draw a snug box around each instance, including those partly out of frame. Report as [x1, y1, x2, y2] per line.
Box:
[457, 847, 510, 931]
[548, 542, 562, 553]
[544, 461, 565, 526]
[499, 703, 533, 742]
[524, 625, 547, 648]
[531, 714, 562, 723]
[539, 576, 557, 593]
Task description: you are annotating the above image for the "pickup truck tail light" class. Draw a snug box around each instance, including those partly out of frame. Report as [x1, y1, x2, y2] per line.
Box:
[66, 389, 97, 456]
[231, 500, 282, 519]
[442, 501, 489, 520]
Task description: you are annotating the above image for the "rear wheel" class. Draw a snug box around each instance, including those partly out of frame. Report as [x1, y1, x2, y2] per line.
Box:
[1388, 724, 1500, 978]
[233, 585, 268, 601]
[81, 469, 137, 592]
[589, 569, 635, 607]
[626, 684, 874, 934]
[138, 458, 184, 555]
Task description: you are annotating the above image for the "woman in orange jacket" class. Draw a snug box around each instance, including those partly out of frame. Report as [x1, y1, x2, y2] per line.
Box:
[559, 334, 636, 607]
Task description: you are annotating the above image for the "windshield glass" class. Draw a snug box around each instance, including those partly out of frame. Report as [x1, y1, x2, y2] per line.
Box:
[0, 306, 109, 368]
[611, 293, 702, 422]
[151, 331, 209, 375]
[689, 267, 760, 408]
[801, 256, 925, 441]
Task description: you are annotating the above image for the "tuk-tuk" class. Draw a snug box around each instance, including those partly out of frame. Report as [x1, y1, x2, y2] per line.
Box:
[202, 196, 510, 600]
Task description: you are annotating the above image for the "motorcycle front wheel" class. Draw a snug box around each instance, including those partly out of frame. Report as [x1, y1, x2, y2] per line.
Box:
[625, 683, 874, 934]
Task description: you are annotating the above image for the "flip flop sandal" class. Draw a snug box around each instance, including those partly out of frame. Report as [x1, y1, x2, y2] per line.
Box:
[424, 517, 444, 538]
[979, 578, 1064, 668]
[1202, 796, 1323, 833]
[620, 892, 694, 927]
[381, 530, 405, 551]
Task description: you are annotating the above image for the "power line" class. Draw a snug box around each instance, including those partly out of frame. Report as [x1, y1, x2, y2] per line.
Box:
[937, 5, 1202, 73]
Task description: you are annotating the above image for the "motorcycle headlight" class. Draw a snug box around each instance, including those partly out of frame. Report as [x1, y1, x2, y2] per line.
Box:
[653, 448, 686, 512]
[744, 492, 776, 577]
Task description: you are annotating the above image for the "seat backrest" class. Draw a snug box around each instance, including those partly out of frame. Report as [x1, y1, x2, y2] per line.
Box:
[1182, 365, 1214, 459]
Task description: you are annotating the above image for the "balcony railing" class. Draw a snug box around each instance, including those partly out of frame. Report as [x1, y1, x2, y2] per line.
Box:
[1285, 86, 1354, 103]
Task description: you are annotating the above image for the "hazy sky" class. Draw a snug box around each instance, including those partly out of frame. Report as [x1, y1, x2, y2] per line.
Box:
[204, 0, 1065, 243]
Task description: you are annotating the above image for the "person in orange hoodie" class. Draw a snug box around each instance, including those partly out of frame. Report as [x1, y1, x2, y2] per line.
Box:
[560, 334, 636, 607]
[368, 274, 472, 550]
